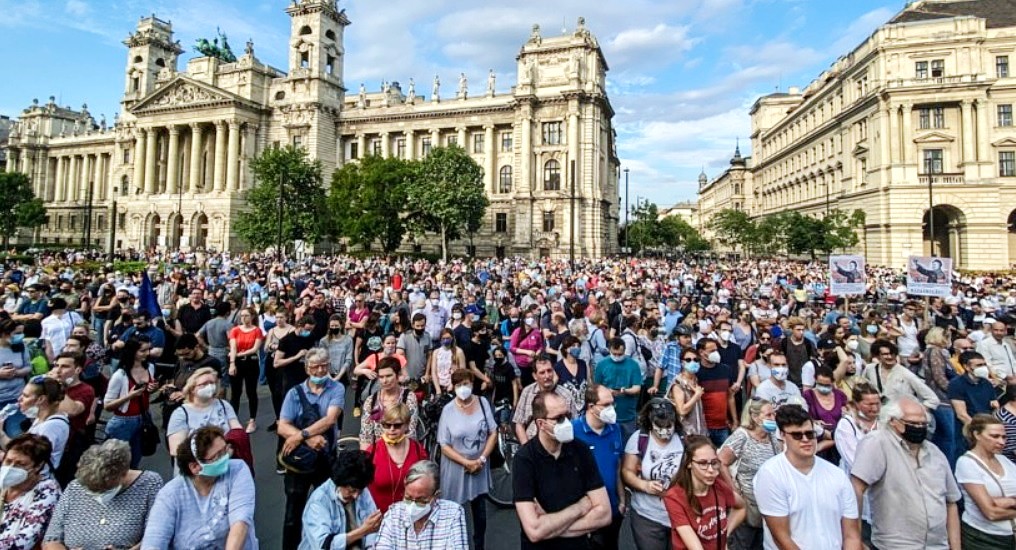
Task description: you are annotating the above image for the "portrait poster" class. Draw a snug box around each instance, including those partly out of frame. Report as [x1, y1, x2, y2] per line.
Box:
[906, 256, 952, 296]
[829, 255, 866, 295]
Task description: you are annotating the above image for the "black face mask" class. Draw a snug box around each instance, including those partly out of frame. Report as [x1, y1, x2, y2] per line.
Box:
[414, 328, 425, 336]
[899, 422, 928, 445]
[329, 328, 341, 335]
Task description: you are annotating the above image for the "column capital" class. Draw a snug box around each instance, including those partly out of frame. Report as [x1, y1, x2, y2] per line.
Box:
[189, 122, 203, 130]
[380, 131, 390, 137]
[215, 120, 228, 129]
[483, 124, 495, 131]
[228, 120, 241, 130]
[167, 125, 181, 135]
[145, 126, 159, 136]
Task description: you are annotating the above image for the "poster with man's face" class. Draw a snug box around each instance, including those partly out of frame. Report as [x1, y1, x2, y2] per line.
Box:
[907, 256, 952, 296]
[829, 255, 866, 296]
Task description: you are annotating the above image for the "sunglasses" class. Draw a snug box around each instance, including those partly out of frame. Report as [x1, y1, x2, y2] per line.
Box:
[546, 412, 573, 423]
[783, 430, 817, 441]
[381, 422, 404, 429]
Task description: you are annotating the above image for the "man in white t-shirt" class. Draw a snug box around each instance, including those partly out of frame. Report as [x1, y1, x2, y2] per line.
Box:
[752, 354, 801, 408]
[754, 405, 861, 550]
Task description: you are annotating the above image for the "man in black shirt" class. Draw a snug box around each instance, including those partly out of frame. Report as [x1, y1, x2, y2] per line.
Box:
[513, 391, 611, 549]
[274, 316, 318, 393]
[175, 288, 212, 334]
[308, 293, 331, 341]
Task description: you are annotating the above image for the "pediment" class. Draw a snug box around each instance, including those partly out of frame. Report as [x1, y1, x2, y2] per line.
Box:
[992, 137, 1016, 147]
[912, 131, 954, 144]
[852, 142, 868, 157]
[131, 76, 258, 114]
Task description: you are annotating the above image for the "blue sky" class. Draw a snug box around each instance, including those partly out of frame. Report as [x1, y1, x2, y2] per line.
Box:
[0, 0, 903, 207]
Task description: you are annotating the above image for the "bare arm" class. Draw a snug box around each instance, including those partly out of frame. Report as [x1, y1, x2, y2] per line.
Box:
[962, 483, 1016, 521]
[515, 496, 591, 543]
[952, 400, 972, 426]
[762, 515, 801, 550]
[225, 521, 250, 550]
[841, 517, 862, 550]
[559, 487, 611, 537]
[515, 422, 529, 445]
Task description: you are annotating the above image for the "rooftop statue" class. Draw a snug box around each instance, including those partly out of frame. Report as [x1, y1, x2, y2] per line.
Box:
[194, 28, 237, 63]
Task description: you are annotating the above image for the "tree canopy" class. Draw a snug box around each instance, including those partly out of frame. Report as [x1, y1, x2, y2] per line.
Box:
[0, 172, 48, 248]
[326, 154, 412, 253]
[708, 207, 866, 258]
[622, 200, 710, 254]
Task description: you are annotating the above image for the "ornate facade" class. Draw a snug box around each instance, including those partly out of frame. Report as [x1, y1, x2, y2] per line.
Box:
[699, 0, 1016, 269]
[2, 1, 620, 258]
[696, 146, 752, 247]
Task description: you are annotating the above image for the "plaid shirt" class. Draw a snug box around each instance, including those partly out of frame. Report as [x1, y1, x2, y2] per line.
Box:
[512, 383, 578, 439]
[660, 342, 683, 383]
[375, 499, 468, 550]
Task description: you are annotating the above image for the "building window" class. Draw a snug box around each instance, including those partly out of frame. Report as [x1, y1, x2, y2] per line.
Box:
[498, 165, 512, 193]
[56, 216, 63, 230]
[1000, 151, 1016, 177]
[543, 159, 561, 191]
[421, 137, 432, 156]
[123, 148, 130, 163]
[998, 56, 1010, 78]
[371, 139, 381, 156]
[542, 122, 562, 145]
[495, 213, 508, 233]
[349, 142, 359, 160]
[472, 133, 484, 154]
[923, 149, 944, 174]
[396, 138, 406, 158]
[97, 215, 105, 231]
[69, 216, 77, 230]
[542, 210, 555, 232]
[999, 104, 1013, 127]
[932, 107, 945, 129]
[916, 61, 928, 79]
[118, 213, 126, 229]
[326, 55, 335, 75]
[501, 132, 513, 152]
[300, 52, 309, 69]
[931, 59, 944, 78]
[292, 135, 302, 148]
[447, 136, 458, 147]
[919, 108, 931, 130]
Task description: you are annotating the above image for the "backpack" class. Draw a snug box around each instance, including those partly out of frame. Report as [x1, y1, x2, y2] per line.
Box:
[180, 401, 255, 476]
[277, 386, 330, 474]
[623, 331, 652, 366]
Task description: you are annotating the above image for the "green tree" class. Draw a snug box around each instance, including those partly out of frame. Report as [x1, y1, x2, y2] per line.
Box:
[406, 146, 488, 261]
[0, 172, 48, 248]
[327, 155, 412, 253]
[659, 214, 711, 253]
[708, 209, 756, 253]
[234, 146, 325, 253]
[819, 209, 866, 255]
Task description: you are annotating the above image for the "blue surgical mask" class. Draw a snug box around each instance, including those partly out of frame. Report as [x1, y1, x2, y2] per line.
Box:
[309, 375, 329, 385]
[866, 325, 878, 335]
[198, 453, 230, 478]
[9, 334, 24, 346]
[568, 347, 582, 359]
[299, 330, 312, 338]
[683, 360, 700, 374]
[762, 419, 778, 433]
[441, 338, 453, 347]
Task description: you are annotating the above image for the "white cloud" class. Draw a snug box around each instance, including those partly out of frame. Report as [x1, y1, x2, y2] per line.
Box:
[605, 23, 697, 67]
[829, 7, 895, 56]
[65, 0, 89, 17]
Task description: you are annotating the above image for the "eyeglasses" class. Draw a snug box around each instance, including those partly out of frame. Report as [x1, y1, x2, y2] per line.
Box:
[783, 430, 817, 441]
[691, 459, 721, 470]
[404, 495, 435, 506]
[546, 412, 573, 423]
[381, 422, 404, 429]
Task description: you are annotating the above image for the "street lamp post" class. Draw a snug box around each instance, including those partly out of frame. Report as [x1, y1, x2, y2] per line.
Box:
[176, 175, 184, 250]
[623, 167, 630, 253]
[570, 159, 576, 264]
[927, 176, 936, 256]
[84, 180, 94, 248]
[276, 170, 285, 261]
[108, 185, 118, 261]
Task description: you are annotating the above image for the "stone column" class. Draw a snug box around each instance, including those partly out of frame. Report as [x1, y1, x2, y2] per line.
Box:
[144, 127, 159, 194]
[568, 110, 581, 252]
[457, 127, 467, 149]
[357, 134, 366, 159]
[189, 123, 203, 193]
[961, 100, 975, 165]
[405, 130, 415, 161]
[976, 99, 991, 163]
[430, 129, 440, 150]
[213, 121, 227, 192]
[484, 125, 495, 193]
[20, 149, 31, 177]
[54, 156, 65, 202]
[166, 125, 181, 194]
[900, 103, 913, 165]
[132, 130, 146, 196]
[67, 156, 79, 202]
[84, 155, 95, 203]
[520, 118, 532, 192]
[226, 121, 241, 192]
[380, 132, 390, 157]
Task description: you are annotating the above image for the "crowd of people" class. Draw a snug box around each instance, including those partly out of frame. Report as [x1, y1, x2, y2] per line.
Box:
[0, 251, 1014, 549]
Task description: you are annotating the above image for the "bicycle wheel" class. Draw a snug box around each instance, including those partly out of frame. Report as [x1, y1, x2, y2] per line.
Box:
[486, 465, 514, 508]
[336, 435, 360, 452]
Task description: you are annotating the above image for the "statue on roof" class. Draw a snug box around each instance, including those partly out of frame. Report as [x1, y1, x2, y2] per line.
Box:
[432, 74, 440, 102]
[458, 73, 468, 99]
[245, 39, 254, 57]
[487, 69, 496, 96]
[406, 78, 416, 103]
[194, 28, 237, 63]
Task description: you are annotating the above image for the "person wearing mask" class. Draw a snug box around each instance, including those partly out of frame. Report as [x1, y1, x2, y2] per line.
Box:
[949, 351, 1000, 460]
[359, 358, 419, 449]
[489, 346, 520, 407]
[355, 334, 408, 393]
[863, 339, 940, 410]
[778, 317, 817, 388]
[593, 339, 643, 443]
[375, 460, 468, 549]
[851, 395, 961, 550]
[438, 369, 497, 550]
[621, 399, 685, 550]
[752, 352, 801, 408]
[427, 328, 466, 396]
[512, 391, 612, 549]
[668, 348, 707, 437]
[141, 426, 257, 549]
[664, 435, 746, 549]
[803, 366, 848, 464]
[274, 316, 319, 396]
[696, 338, 737, 448]
[0, 376, 70, 475]
[397, 313, 432, 385]
[746, 341, 774, 395]
[197, 302, 234, 377]
[954, 414, 1016, 548]
[0, 434, 61, 550]
[39, 298, 81, 358]
[718, 398, 781, 550]
[555, 336, 589, 412]
[510, 310, 545, 388]
[166, 367, 242, 459]
[976, 321, 1016, 380]
[103, 338, 158, 468]
[277, 348, 345, 548]
[300, 449, 382, 550]
[573, 384, 625, 550]
[42, 439, 164, 550]
[365, 403, 428, 514]
[890, 301, 924, 370]
[835, 383, 881, 473]
[263, 308, 294, 431]
[12, 284, 50, 322]
[837, 333, 867, 393]
[111, 311, 165, 360]
[0, 319, 31, 407]
[753, 406, 861, 550]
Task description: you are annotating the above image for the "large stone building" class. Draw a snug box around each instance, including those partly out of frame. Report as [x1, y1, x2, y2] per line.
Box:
[696, 144, 752, 246]
[700, 0, 1016, 269]
[2, 1, 620, 257]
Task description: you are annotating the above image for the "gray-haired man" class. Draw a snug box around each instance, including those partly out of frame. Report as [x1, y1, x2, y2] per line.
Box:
[375, 460, 468, 549]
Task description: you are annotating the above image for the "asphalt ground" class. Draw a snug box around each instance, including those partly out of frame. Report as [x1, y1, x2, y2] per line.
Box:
[139, 384, 638, 550]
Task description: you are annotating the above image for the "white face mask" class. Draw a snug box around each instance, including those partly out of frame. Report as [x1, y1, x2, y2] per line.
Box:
[22, 405, 39, 419]
[0, 465, 29, 489]
[771, 367, 789, 381]
[846, 340, 859, 351]
[524, 318, 536, 327]
[552, 418, 574, 443]
[88, 484, 122, 506]
[707, 351, 721, 364]
[653, 426, 675, 441]
[406, 500, 433, 522]
[598, 405, 617, 425]
[196, 384, 217, 400]
[63, 377, 76, 387]
[720, 330, 732, 342]
[454, 385, 473, 401]
[973, 366, 991, 380]
[452, 312, 463, 320]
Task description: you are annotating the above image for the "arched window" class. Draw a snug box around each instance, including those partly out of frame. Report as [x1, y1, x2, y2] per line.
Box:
[133, 55, 143, 64]
[499, 165, 512, 193]
[325, 29, 336, 40]
[299, 25, 312, 36]
[543, 159, 560, 191]
[155, 58, 165, 68]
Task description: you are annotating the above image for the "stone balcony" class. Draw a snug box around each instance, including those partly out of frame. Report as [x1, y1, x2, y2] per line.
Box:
[918, 172, 965, 184]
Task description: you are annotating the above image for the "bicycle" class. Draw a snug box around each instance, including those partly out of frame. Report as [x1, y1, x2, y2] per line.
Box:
[417, 392, 453, 463]
[486, 397, 520, 507]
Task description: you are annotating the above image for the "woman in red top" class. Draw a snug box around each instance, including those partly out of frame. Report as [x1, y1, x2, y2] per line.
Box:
[365, 403, 427, 513]
[228, 308, 264, 433]
[664, 436, 745, 550]
[509, 310, 544, 387]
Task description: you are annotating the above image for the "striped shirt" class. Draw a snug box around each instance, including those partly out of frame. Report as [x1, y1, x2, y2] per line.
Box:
[375, 499, 467, 550]
[996, 406, 1016, 464]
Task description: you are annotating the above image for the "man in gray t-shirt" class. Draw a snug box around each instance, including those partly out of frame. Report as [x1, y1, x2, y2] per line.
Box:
[397, 314, 432, 380]
[197, 303, 234, 376]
